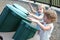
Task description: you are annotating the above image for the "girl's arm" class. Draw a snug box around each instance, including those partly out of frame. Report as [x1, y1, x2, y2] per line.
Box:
[28, 13, 43, 20]
[28, 18, 51, 31]
[29, 3, 36, 13]
[36, 21, 51, 31]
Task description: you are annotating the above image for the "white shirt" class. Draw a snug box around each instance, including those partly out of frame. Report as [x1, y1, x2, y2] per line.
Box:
[39, 23, 54, 40]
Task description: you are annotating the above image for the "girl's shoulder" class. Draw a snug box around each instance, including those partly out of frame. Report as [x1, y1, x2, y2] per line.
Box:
[48, 23, 53, 25]
[47, 23, 54, 28]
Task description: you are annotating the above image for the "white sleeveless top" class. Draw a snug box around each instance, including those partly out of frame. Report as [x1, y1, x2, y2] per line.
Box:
[39, 23, 54, 40]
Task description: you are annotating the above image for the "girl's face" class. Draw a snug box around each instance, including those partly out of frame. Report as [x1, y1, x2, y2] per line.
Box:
[44, 15, 51, 23]
[38, 6, 43, 13]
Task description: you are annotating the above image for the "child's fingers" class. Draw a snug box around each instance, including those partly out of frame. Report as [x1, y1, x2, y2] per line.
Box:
[28, 12, 32, 15]
[30, 18, 38, 22]
[29, 18, 33, 20]
[27, 17, 33, 21]
[27, 17, 38, 22]
[28, 18, 34, 21]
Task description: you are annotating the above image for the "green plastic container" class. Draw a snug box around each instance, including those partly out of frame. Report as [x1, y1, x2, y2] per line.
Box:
[0, 4, 31, 32]
[13, 20, 38, 40]
[13, 3, 28, 15]
[0, 6, 9, 26]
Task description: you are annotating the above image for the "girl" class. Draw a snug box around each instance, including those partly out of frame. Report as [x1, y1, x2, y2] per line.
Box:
[28, 9, 57, 40]
[28, 3, 45, 30]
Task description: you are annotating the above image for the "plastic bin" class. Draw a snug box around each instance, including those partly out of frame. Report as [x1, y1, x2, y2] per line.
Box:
[13, 20, 38, 40]
[0, 4, 31, 32]
[0, 6, 9, 26]
[13, 4, 28, 15]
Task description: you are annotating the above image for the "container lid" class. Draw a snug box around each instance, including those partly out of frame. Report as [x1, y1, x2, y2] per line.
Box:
[13, 4, 28, 14]
[6, 4, 27, 19]
[21, 20, 38, 31]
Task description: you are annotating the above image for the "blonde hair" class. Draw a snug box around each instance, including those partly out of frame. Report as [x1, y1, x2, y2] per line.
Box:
[38, 4, 45, 10]
[44, 9, 57, 23]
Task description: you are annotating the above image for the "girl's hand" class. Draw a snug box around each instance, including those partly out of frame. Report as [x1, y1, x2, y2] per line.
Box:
[28, 17, 39, 23]
[28, 12, 33, 16]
